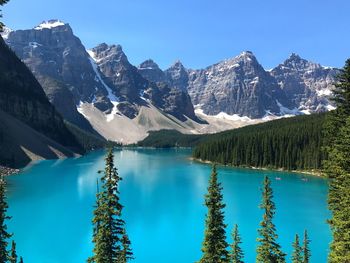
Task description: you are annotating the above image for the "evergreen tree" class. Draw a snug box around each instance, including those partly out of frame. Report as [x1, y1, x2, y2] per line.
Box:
[256, 176, 285, 263]
[229, 224, 244, 263]
[324, 59, 350, 262]
[302, 230, 311, 263]
[291, 234, 302, 263]
[198, 165, 229, 263]
[88, 148, 133, 263]
[0, 178, 12, 262]
[0, 0, 9, 31]
[120, 229, 134, 263]
[9, 240, 17, 263]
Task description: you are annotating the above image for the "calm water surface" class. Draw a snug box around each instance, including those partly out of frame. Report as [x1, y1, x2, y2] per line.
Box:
[5, 149, 330, 263]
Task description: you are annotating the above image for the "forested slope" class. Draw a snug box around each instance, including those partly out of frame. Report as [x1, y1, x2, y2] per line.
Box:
[192, 114, 326, 170]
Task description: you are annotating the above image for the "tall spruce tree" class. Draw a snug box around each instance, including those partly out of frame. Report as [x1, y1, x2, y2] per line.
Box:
[229, 224, 244, 263]
[198, 165, 229, 263]
[256, 176, 285, 263]
[0, 178, 12, 262]
[88, 148, 133, 263]
[9, 240, 17, 263]
[324, 59, 350, 262]
[291, 234, 302, 263]
[302, 230, 311, 263]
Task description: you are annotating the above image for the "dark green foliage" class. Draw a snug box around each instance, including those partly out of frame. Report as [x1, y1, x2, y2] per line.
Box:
[64, 121, 119, 151]
[0, 178, 11, 262]
[0, 0, 9, 31]
[229, 224, 244, 263]
[291, 234, 302, 263]
[120, 230, 134, 263]
[326, 117, 350, 262]
[19, 257, 23, 263]
[256, 176, 285, 263]
[193, 114, 325, 171]
[88, 149, 133, 263]
[198, 165, 229, 263]
[9, 240, 17, 263]
[137, 130, 207, 148]
[302, 230, 311, 263]
[324, 59, 350, 262]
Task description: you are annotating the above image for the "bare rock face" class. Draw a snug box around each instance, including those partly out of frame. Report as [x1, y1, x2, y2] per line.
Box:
[164, 61, 189, 91]
[5, 20, 110, 131]
[270, 53, 338, 113]
[187, 51, 293, 118]
[0, 36, 82, 162]
[140, 52, 337, 119]
[138, 59, 167, 84]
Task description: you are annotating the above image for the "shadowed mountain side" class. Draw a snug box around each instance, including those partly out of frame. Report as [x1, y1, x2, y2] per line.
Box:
[0, 110, 76, 168]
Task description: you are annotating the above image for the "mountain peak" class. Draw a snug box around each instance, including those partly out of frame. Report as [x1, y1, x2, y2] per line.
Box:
[139, 59, 160, 70]
[285, 53, 306, 63]
[34, 20, 67, 30]
[169, 60, 185, 70]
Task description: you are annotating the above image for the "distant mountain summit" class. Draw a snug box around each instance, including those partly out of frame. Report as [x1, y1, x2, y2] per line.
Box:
[270, 53, 337, 113]
[2, 19, 338, 143]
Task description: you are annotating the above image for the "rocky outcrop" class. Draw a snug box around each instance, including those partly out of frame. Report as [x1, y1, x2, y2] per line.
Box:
[5, 20, 111, 131]
[270, 53, 337, 113]
[187, 51, 293, 118]
[0, 36, 83, 167]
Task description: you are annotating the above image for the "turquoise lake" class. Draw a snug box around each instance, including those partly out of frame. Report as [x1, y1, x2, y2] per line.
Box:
[5, 149, 330, 263]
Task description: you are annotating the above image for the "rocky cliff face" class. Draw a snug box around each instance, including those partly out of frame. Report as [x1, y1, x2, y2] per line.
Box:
[2, 20, 338, 144]
[270, 53, 337, 113]
[187, 51, 293, 118]
[0, 36, 82, 167]
[4, 20, 110, 131]
[140, 52, 337, 119]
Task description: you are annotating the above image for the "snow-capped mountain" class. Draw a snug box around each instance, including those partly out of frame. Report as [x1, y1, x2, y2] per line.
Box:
[140, 52, 337, 119]
[270, 53, 337, 113]
[2, 19, 338, 143]
[4, 20, 204, 142]
[187, 51, 293, 118]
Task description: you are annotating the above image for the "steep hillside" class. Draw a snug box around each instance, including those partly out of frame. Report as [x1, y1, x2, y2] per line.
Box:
[0, 109, 76, 168]
[0, 36, 81, 150]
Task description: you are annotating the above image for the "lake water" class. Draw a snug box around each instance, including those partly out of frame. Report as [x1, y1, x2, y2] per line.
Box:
[5, 149, 330, 263]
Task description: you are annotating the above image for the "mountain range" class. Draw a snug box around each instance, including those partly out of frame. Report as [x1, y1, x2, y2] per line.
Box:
[1, 19, 338, 144]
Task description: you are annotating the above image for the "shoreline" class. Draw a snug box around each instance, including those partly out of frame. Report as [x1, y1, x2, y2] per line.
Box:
[190, 157, 325, 177]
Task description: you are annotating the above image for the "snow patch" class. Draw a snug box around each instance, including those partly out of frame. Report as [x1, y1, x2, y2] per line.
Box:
[326, 104, 336, 111]
[29, 42, 42, 48]
[316, 88, 332, 96]
[276, 100, 300, 115]
[88, 57, 120, 122]
[34, 20, 65, 30]
[195, 108, 252, 122]
[0, 27, 12, 39]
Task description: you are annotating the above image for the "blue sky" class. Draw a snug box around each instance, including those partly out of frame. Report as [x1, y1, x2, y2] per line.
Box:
[2, 0, 350, 69]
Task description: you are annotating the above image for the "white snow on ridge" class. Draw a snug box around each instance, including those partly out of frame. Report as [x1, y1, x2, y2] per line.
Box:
[195, 108, 253, 122]
[276, 100, 300, 115]
[86, 50, 97, 61]
[316, 88, 332, 96]
[327, 104, 336, 111]
[1, 27, 12, 39]
[34, 20, 65, 30]
[87, 57, 120, 122]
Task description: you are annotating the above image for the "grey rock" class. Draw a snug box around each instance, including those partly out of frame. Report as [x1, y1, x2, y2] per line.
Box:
[270, 53, 338, 112]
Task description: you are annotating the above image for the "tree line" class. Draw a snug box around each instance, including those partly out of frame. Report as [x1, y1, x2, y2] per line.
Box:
[192, 113, 325, 171]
